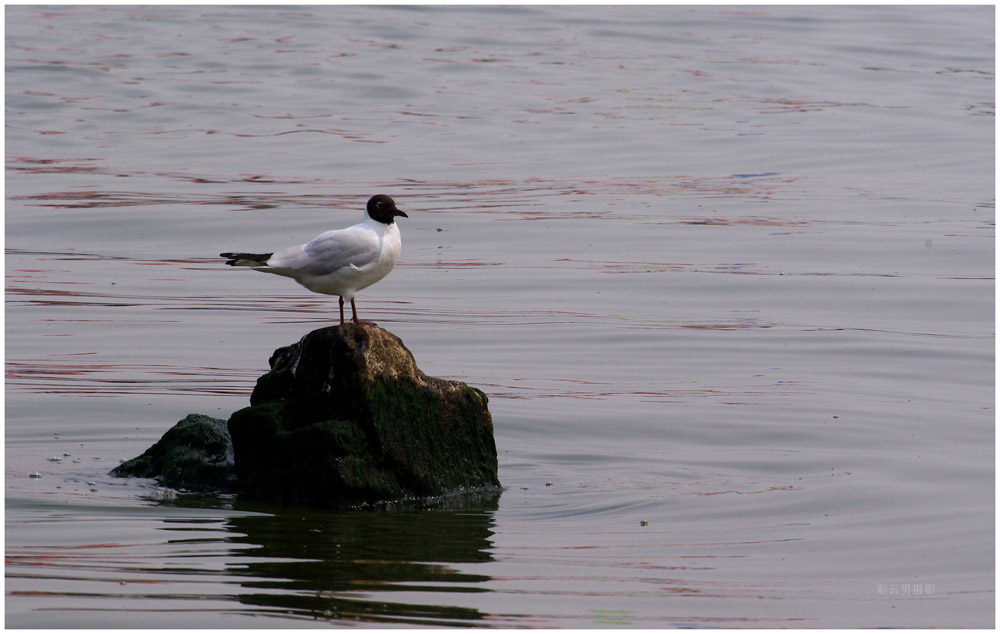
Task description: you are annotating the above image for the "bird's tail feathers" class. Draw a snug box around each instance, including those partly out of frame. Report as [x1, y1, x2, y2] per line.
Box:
[221, 252, 273, 267]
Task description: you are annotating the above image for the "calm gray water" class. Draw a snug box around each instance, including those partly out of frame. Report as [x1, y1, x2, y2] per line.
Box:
[5, 5, 994, 628]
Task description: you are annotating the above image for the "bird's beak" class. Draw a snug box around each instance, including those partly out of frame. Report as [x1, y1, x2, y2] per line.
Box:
[393, 209, 408, 218]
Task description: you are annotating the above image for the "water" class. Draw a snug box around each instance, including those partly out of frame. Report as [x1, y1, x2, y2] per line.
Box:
[5, 5, 994, 627]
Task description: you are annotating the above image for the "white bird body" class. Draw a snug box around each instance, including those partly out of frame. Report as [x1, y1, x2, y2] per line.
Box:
[262, 215, 401, 302]
[222, 194, 407, 325]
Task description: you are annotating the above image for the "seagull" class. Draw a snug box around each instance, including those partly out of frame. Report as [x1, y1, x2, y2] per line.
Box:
[221, 194, 407, 325]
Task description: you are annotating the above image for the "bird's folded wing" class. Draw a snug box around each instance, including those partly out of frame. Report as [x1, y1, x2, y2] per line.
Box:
[268, 228, 379, 276]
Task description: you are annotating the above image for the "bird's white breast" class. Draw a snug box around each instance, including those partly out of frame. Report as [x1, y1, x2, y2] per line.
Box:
[290, 219, 401, 299]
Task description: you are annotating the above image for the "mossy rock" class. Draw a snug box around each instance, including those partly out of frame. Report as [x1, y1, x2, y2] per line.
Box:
[228, 324, 500, 507]
[111, 413, 235, 492]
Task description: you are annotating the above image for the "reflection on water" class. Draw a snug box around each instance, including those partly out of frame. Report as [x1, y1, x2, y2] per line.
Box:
[7, 494, 501, 628]
[225, 498, 499, 626]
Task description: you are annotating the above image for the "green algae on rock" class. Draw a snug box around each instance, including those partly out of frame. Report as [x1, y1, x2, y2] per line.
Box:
[112, 325, 500, 507]
[228, 323, 500, 507]
[111, 413, 236, 492]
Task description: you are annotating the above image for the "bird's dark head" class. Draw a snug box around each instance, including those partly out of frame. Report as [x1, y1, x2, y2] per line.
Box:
[367, 194, 407, 224]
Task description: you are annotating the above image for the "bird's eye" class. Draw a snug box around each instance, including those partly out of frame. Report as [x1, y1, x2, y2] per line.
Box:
[376, 201, 384, 209]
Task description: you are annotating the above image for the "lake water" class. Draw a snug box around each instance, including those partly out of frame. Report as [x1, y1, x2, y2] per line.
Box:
[5, 5, 994, 628]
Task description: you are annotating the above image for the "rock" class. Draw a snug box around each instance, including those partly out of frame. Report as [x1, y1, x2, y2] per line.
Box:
[111, 413, 235, 492]
[111, 325, 500, 507]
[228, 323, 500, 507]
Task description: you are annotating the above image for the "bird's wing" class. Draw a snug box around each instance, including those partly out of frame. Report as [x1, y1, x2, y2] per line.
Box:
[267, 226, 379, 276]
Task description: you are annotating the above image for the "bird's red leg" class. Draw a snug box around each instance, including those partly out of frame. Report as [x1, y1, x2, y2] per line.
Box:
[351, 299, 376, 326]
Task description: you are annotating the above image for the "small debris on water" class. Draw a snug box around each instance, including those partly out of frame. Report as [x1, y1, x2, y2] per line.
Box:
[640, 520, 649, 527]
[29, 472, 42, 479]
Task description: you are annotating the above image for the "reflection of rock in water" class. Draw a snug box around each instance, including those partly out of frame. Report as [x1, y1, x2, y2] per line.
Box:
[225, 496, 499, 626]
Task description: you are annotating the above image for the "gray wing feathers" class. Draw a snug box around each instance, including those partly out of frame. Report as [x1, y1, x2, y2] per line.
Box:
[266, 228, 378, 276]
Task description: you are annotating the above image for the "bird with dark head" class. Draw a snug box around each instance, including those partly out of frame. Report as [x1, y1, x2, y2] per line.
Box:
[221, 194, 407, 325]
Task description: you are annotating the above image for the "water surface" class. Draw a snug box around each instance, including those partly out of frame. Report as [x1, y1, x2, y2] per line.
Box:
[6, 5, 994, 627]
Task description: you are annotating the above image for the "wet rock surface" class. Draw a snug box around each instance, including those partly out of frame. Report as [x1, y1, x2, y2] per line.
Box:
[229, 324, 500, 506]
[111, 413, 236, 492]
[113, 324, 500, 507]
